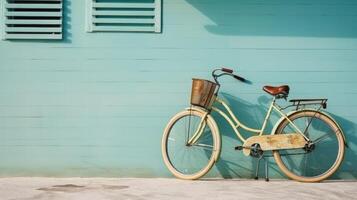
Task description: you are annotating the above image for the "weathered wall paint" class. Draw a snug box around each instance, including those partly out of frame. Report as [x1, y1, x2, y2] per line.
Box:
[0, 0, 357, 179]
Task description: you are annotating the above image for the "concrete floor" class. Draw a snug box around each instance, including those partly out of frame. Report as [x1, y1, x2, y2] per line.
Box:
[0, 178, 356, 200]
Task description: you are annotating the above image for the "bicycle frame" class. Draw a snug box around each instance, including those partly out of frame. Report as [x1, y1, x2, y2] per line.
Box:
[163, 68, 346, 182]
[188, 96, 309, 145]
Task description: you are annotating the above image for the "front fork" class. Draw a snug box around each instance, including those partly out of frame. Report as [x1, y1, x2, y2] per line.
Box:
[187, 112, 209, 146]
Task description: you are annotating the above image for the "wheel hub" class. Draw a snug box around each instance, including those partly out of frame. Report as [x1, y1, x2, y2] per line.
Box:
[303, 142, 315, 153]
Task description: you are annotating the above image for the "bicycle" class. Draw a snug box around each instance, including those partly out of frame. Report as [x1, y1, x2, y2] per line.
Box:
[161, 68, 347, 182]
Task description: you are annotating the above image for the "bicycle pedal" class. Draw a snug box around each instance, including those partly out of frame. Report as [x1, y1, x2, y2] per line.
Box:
[234, 145, 243, 151]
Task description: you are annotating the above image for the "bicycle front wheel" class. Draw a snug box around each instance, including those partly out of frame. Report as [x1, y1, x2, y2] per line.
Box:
[273, 110, 345, 182]
[161, 109, 221, 180]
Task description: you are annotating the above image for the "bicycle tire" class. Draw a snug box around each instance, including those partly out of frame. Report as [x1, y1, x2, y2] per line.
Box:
[161, 109, 221, 180]
[273, 110, 345, 182]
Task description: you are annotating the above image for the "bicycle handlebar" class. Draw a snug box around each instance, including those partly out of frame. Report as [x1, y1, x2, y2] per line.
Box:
[222, 67, 233, 73]
[211, 67, 248, 95]
[212, 67, 246, 84]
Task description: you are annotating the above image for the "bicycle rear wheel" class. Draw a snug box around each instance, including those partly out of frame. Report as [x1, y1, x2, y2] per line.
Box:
[273, 110, 345, 182]
[161, 109, 220, 180]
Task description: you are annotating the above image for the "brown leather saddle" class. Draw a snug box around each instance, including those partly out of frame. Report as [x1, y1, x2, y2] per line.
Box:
[263, 85, 290, 97]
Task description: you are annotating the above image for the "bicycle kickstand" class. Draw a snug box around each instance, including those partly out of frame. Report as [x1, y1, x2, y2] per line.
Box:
[254, 155, 269, 182]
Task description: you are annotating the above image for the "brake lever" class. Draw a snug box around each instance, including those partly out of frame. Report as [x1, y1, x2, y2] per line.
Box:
[233, 74, 246, 82]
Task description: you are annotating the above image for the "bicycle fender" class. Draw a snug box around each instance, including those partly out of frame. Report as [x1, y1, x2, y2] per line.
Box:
[271, 109, 348, 147]
[271, 110, 297, 136]
[185, 106, 209, 113]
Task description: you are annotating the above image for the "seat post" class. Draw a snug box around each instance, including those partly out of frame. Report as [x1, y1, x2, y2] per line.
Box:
[259, 97, 276, 135]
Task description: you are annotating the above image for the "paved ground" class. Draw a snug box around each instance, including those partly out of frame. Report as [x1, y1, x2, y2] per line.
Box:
[0, 178, 356, 200]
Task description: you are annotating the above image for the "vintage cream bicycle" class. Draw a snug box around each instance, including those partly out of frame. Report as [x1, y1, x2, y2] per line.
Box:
[161, 68, 346, 182]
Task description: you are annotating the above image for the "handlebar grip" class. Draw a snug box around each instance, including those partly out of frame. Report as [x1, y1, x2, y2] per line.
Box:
[222, 67, 233, 73]
[233, 74, 246, 82]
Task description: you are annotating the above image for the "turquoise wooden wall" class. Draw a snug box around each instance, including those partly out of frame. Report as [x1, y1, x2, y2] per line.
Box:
[0, 0, 357, 179]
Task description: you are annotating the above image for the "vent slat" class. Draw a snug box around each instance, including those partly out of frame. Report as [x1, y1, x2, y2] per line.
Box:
[87, 0, 161, 33]
[5, 3, 62, 9]
[2, 0, 63, 40]
[92, 18, 154, 24]
[4, 34, 62, 39]
[5, 11, 62, 17]
[7, 0, 61, 1]
[92, 26, 155, 32]
[93, 2, 155, 9]
[93, 10, 155, 17]
[5, 27, 62, 33]
[5, 19, 62, 25]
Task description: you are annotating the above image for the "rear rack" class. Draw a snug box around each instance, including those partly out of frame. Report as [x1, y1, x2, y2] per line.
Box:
[289, 98, 327, 110]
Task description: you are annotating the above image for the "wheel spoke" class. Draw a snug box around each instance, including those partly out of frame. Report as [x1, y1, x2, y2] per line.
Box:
[186, 111, 192, 144]
[279, 151, 307, 157]
[192, 143, 213, 150]
[303, 116, 311, 138]
[313, 131, 334, 144]
[303, 153, 308, 176]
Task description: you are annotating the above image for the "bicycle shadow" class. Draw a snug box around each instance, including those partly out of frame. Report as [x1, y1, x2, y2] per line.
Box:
[207, 93, 286, 178]
[326, 114, 357, 179]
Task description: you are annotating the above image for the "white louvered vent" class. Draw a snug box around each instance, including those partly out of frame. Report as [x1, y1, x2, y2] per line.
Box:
[86, 0, 162, 33]
[2, 0, 63, 40]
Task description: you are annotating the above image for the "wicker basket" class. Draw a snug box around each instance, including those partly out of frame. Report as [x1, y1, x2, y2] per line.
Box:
[190, 79, 218, 109]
